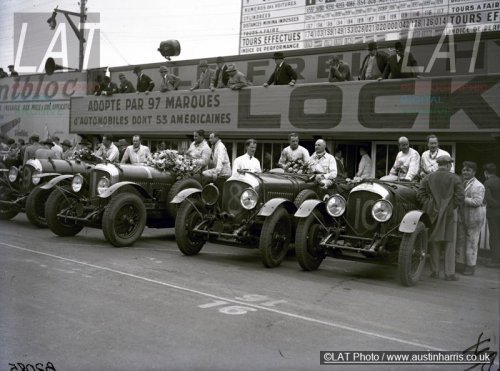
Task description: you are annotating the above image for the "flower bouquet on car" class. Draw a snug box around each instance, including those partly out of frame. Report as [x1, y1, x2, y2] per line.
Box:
[283, 159, 310, 174]
[146, 150, 201, 180]
[68, 146, 102, 163]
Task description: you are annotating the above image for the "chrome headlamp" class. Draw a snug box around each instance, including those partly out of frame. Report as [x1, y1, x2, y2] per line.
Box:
[371, 200, 393, 222]
[326, 195, 346, 217]
[8, 167, 18, 182]
[202, 183, 219, 206]
[72, 174, 84, 193]
[240, 188, 258, 210]
[32, 170, 41, 185]
[97, 177, 110, 195]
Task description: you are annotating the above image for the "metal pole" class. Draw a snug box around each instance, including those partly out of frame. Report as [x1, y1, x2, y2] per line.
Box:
[79, 0, 86, 71]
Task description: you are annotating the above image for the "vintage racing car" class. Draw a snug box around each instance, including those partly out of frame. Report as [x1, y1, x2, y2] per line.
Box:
[44, 162, 201, 247]
[294, 179, 430, 286]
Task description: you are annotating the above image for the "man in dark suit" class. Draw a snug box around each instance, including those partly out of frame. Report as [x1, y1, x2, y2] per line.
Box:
[210, 56, 229, 91]
[359, 42, 387, 80]
[263, 52, 297, 87]
[133, 66, 155, 92]
[380, 41, 418, 79]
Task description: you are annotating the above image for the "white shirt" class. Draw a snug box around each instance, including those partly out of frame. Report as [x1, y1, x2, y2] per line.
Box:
[421, 148, 454, 175]
[186, 140, 211, 168]
[95, 143, 119, 162]
[356, 153, 372, 179]
[212, 140, 231, 176]
[389, 148, 420, 181]
[232, 153, 261, 176]
[52, 143, 63, 155]
[278, 145, 310, 167]
[308, 152, 337, 180]
[121, 144, 151, 164]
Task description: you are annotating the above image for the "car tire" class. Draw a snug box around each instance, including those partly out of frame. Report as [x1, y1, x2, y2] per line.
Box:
[25, 185, 52, 228]
[175, 198, 206, 255]
[295, 211, 325, 271]
[398, 221, 428, 286]
[260, 207, 291, 268]
[293, 189, 318, 208]
[0, 186, 19, 220]
[45, 187, 84, 237]
[102, 192, 147, 247]
[166, 178, 202, 220]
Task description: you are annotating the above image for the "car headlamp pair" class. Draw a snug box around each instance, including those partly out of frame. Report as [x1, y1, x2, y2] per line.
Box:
[325, 195, 393, 222]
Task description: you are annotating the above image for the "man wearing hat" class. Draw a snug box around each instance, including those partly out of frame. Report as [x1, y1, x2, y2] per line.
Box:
[118, 73, 135, 93]
[417, 155, 464, 281]
[23, 133, 42, 164]
[99, 76, 119, 96]
[133, 66, 155, 92]
[35, 137, 61, 160]
[359, 42, 388, 80]
[264, 51, 297, 87]
[226, 64, 252, 90]
[381, 41, 419, 79]
[61, 139, 73, 160]
[159, 65, 180, 92]
[190, 60, 215, 91]
[8, 65, 19, 77]
[327, 55, 353, 82]
[210, 56, 229, 91]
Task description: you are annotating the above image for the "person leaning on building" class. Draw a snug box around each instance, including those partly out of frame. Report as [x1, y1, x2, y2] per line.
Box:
[185, 129, 211, 169]
[190, 60, 215, 91]
[483, 163, 500, 267]
[226, 64, 252, 90]
[121, 135, 151, 164]
[456, 161, 486, 276]
[100, 76, 119, 96]
[359, 42, 387, 80]
[380, 41, 419, 80]
[210, 56, 229, 91]
[8, 65, 19, 77]
[133, 66, 155, 93]
[159, 65, 180, 92]
[232, 138, 262, 176]
[278, 132, 310, 169]
[202, 132, 231, 181]
[263, 52, 297, 87]
[94, 135, 119, 162]
[355, 146, 372, 180]
[308, 139, 337, 188]
[417, 155, 464, 281]
[420, 134, 454, 178]
[118, 73, 135, 93]
[327, 55, 354, 82]
[381, 136, 420, 181]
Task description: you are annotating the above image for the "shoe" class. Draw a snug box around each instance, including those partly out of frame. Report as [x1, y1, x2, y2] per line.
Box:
[445, 274, 459, 281]
[430, 272, 439, 279]
[463, 266, 475, 276]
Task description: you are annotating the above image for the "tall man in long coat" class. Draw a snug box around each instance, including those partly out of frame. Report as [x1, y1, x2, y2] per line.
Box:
[417, 155, 464, 281]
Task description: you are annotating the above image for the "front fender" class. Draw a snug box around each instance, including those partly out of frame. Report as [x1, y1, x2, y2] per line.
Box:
[171, 188, 202, 204]
[399, 210, 430, 233]
[257, 198, 296, 217]
[294, 199, 324, 218]
[98, 181, 150, 199]
[40, 174, 74, 190]
[35, 172, 61, 179]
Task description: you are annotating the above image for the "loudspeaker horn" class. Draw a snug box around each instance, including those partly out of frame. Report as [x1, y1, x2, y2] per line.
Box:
[158, 40, 181, 60]
[44, 58, 77, 75]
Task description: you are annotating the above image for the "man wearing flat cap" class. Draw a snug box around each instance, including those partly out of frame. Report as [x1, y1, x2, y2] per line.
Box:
[191, 60, 215, 91]
[8, 65, 19, 77]
[23, 133, 42, 164]
[264, 51, 297, 87]
[133, 66, 155, 92]
[417, 155, 464, 281]
[118, 73, 135, 93]
[359, 42, 387, 80]
[226, 64, 252, 90]
[159, 65, 180, 92]
[327, 55, 353, 82]
[210, 56, 229, 91]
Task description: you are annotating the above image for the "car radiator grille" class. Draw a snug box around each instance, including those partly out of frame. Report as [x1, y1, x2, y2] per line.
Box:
[346, 191, 380, 238]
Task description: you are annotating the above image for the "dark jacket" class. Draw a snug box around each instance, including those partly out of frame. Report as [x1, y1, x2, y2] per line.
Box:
[120, 80, 136, 93]
[382, 52, 418, 79]
[267, 62, 297, 85]
[484, 175, 500, 218]
[136, 73, 155, 92]
[212, 65, 229, 88]
[359, 53, 388, 80]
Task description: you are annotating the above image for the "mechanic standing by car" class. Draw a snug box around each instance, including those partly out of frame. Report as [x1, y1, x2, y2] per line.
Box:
[417, 155, 464, 281]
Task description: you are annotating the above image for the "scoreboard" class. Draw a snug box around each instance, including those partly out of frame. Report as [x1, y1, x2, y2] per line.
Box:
[239, 0, 500, 54]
